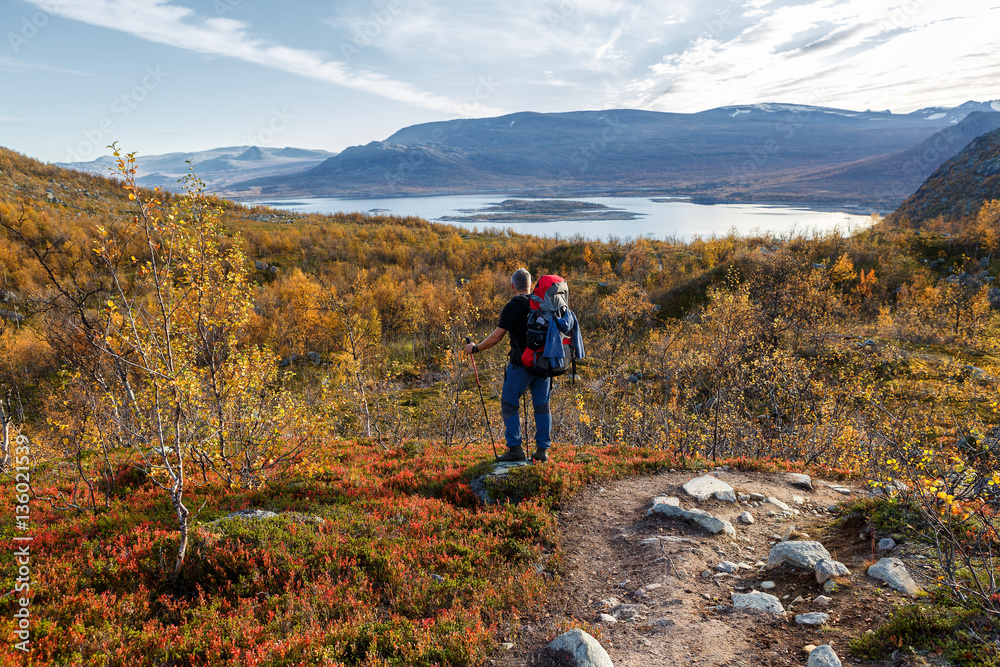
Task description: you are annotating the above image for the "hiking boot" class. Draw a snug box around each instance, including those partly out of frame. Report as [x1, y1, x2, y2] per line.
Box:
[497, 446, 526, 462]
[531, 448, 549, 463]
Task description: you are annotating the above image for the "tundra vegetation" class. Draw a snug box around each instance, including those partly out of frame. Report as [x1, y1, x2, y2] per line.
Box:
[0, 145, 999, 664]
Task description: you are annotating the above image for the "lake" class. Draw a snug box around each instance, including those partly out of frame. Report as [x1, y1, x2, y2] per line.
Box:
[254, 194, 875, 241]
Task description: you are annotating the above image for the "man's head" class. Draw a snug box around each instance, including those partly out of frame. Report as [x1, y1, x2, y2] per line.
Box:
[511, 268, 531, 293]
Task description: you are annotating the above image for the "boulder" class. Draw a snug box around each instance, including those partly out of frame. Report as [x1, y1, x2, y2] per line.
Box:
[786, 473, 813, 490]
[766, 541, 832, 570]
[682, 475, 736, 502]
[649, 497, 736, 535]
[807, 644, 843, 667]
[468, 461, 533, 504]
[732, 591, 784, 615]
[536, 628, 614, 667]
[814, 558, 851, 584]
[868, 557, 921, 595]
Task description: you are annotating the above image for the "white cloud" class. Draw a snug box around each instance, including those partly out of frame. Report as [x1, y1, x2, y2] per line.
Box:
[0, 54, 90, 76]
[23, 0, 489, 115]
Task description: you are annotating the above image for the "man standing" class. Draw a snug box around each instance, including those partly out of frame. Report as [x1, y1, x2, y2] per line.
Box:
[465, 268, 551, 462]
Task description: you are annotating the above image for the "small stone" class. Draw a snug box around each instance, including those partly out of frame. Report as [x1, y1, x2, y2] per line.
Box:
[749, 492, 766, 501]
[807, 644, 843, 667]
[765, 497, 791, 511]
[827, 505, 840, 513]
[738, 511, 755, 525]
[766, 541, 832, 570]
[598, 613, 618, 624]
[598, 597, 620, 609]
[792, 495, 806, 505]
[644, 583, 663, 591]
[878, 538, 896, 551]
[738, 493, 751, 502]
[644, 618, 675, 628]
[791, 595, 805, 604]
[716, 561, 740, 573]
[813, 595, 832, 606]
[540, 629, 614, 667]
[823, 580, 839, 593]
[815, 558, 851, 584]
[786, 473, 813, 490]
[682, 475, 736, 501]
[610, 603, 647, 620]
[701, 570, 713, 578]
[796, 612, 830, 626]
[501, 642, 515, 650]
[831, 486, 851, 495]
[754, 561, 765, 568]
[868, 557, 921, 595]
[760, 581, 776, 590]
[804, 644, 817, 653]
[732, 591, 785, 615]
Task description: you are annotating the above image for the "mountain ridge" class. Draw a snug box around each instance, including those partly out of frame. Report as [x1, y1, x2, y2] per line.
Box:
[227, 101, 1000, 205]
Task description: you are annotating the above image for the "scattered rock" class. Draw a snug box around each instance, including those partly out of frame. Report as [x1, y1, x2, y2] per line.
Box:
[598, 613, 617, 624]
[792, 495, 806, 505]
[796, 612, 829, 626]
[716, 561, 740, 573]
[737, 493, 751, 502]
[786, 473, 813, 490]
[765, 497, 791, 511]
[732, 591, 784, 616]
[682, 475, 736, 502]
[760, 581, 776, 590]
[827, 504, 840, 513]
[597, 597, 620, 609]
[791, 595, 805, 605]
[738, 511, 755, 525]
[749, 492, 766, 501]
[868, 557, 921, 595]
[807, 644, 843, 667]
[878, 538, 897, 551]
[815, 558, 851, 584]
[537, 628, 614, 667]
[610, 603, 647, 620]
[224, 509, 279, 521]
[643, 583, 662, 591]
[830, 485, 851, 495]
[823, 580, 839, 593]
[813, 595, 832, 606]
[766, 541, 832, 570]
[254, 260, 267, 271]
[643, 618, 675, 628]
[649, 497, 736, 535]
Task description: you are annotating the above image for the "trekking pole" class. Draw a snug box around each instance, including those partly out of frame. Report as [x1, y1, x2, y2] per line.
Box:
[466, 337, 499, 460]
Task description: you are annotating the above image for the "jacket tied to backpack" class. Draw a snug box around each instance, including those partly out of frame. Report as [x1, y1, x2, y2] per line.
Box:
[519, 274, 585, 378]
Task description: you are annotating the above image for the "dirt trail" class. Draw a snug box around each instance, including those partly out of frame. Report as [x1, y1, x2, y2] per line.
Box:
[493, 469, 932, 667]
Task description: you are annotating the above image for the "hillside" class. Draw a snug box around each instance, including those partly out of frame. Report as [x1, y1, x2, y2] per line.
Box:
[2, 147, 1000, 666]
[228, 101, 1000, 205]
[889, 126, 1000, 225]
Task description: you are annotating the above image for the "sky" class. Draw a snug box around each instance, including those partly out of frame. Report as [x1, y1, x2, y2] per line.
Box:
[1, 0, 998, 163]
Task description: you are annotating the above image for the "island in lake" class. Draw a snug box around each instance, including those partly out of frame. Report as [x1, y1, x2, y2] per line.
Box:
[439, 199, 642, 223]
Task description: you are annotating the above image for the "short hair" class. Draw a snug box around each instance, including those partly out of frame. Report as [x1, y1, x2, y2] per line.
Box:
[511, 268, 531, 291]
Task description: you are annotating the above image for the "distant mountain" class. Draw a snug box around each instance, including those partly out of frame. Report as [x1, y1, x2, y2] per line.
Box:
[58, 146, 337, 194]
[228, 101, 1000, 206]
[888, 126, 1000, 225]
[743, 111, 1000, 208]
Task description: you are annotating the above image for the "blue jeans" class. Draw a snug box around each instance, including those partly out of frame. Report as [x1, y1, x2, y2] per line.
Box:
[500, 363, 551, 450]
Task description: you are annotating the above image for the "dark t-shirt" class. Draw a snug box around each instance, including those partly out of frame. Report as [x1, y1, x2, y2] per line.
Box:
[498, 294, 530, 364]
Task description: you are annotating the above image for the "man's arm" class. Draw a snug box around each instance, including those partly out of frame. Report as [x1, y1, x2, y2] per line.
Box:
[465, 327, 506, 355]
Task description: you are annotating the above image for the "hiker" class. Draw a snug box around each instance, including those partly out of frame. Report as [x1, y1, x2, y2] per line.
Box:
[465, 268, 551, 463]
